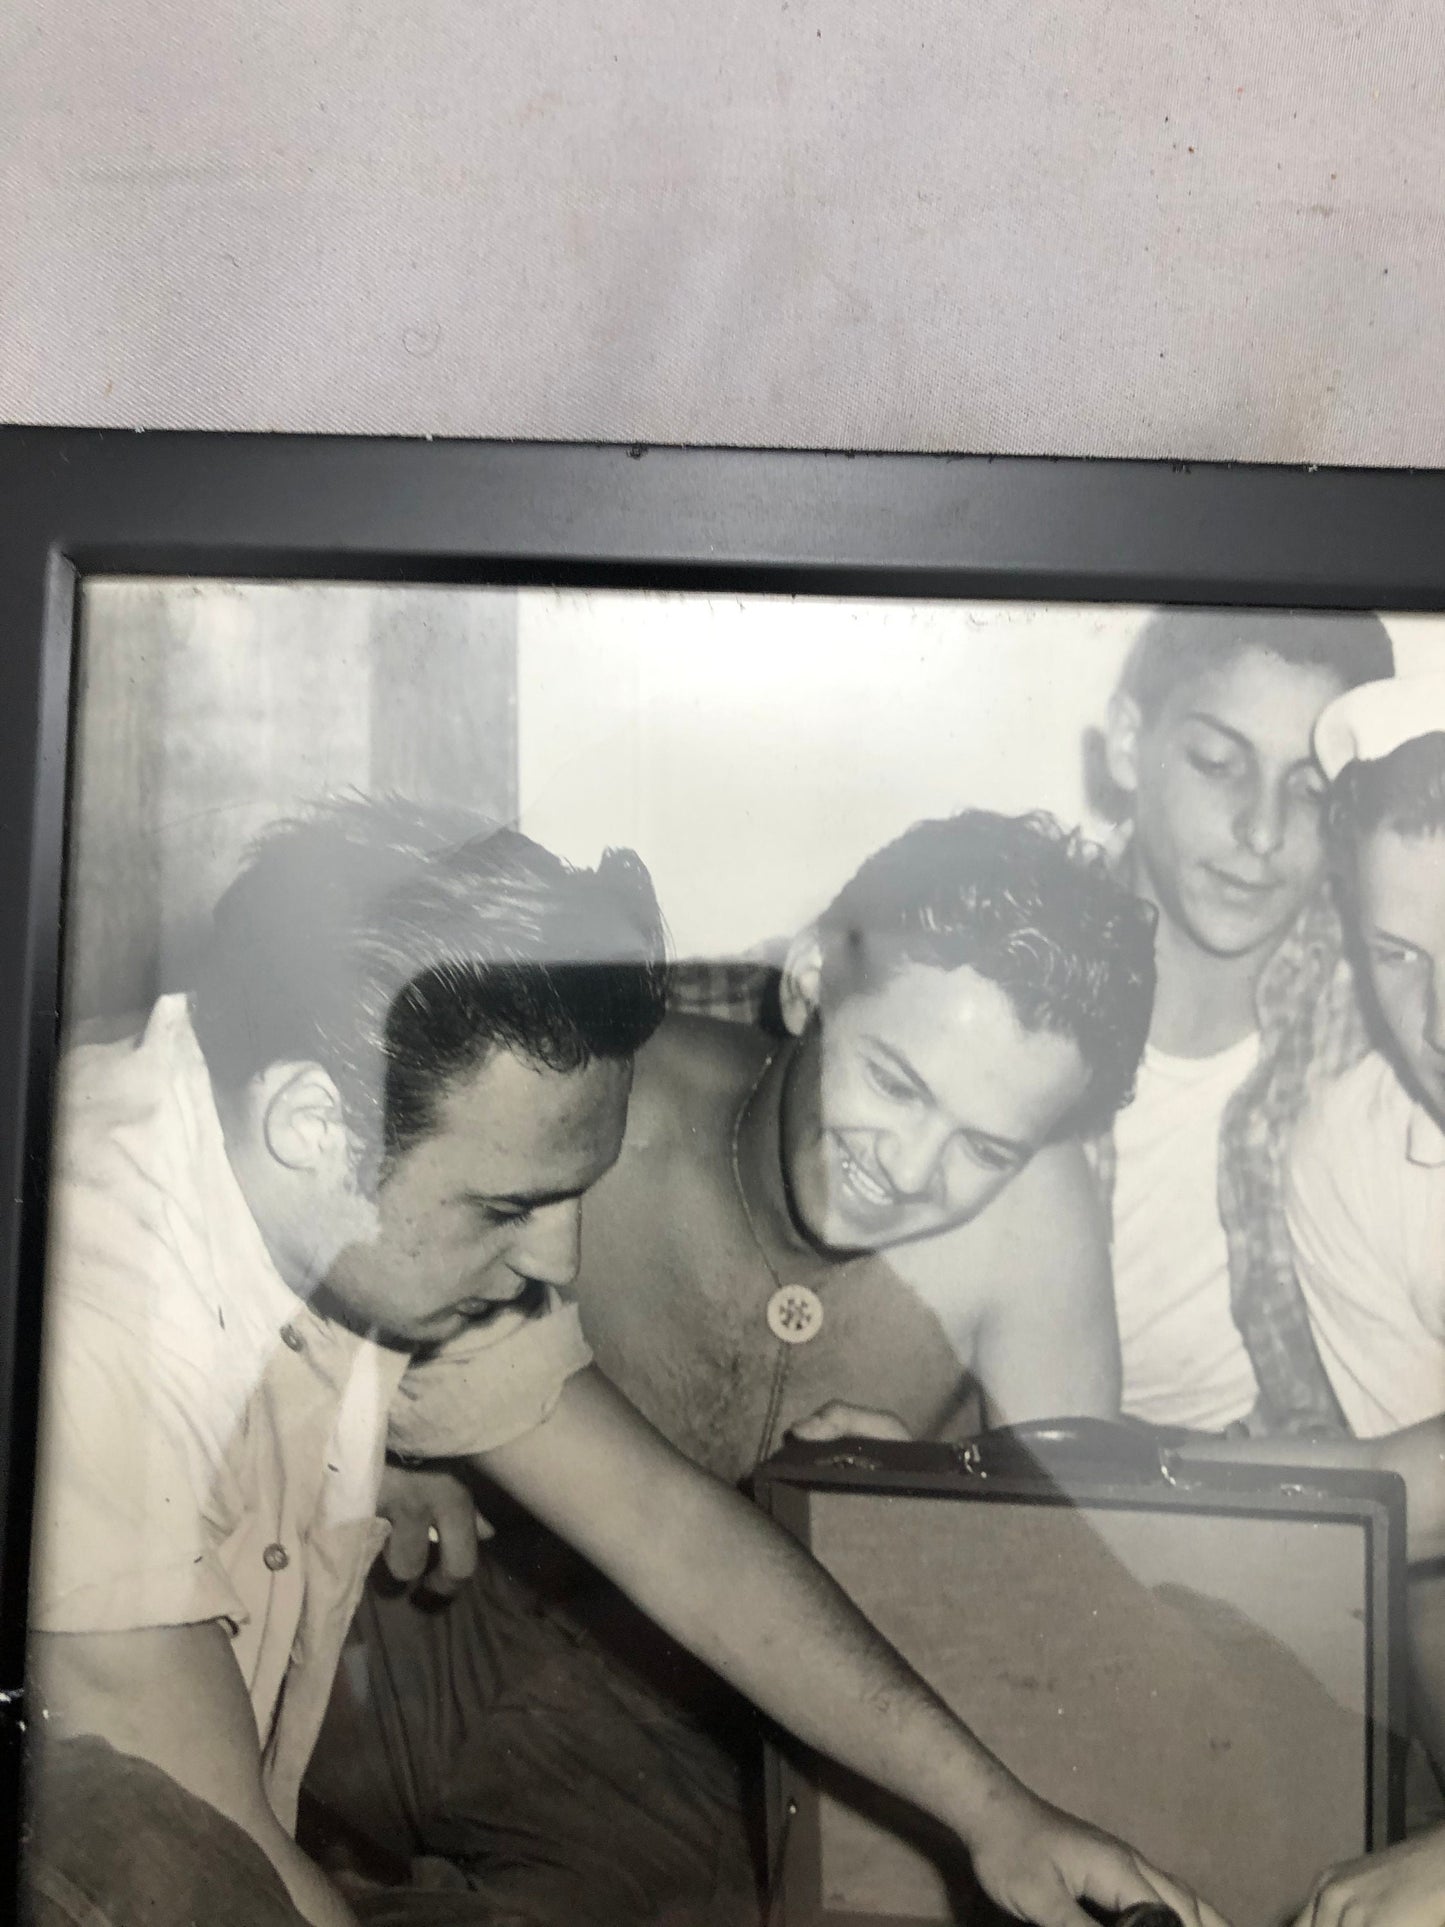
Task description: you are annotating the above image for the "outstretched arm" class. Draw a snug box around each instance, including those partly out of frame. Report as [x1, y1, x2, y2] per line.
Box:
[474, 1363, 1227, 1927]
[1174, 1420, 1445, 1564]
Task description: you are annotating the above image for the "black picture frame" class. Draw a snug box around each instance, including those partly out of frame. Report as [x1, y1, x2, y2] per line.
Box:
[3, 427, 1445, 1909]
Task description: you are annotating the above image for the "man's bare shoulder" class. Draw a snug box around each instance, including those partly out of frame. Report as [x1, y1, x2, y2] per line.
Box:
[884, 1139, 1108, 1316]
[625, 1012, 776, 1148]
[879, 1140, 1116, 1415]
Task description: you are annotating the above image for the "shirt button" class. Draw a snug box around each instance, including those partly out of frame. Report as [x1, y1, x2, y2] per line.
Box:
[263, 1542, 290, 1572]
[765, 1283, 825, 1346]
[279, 1324, 305, 1354]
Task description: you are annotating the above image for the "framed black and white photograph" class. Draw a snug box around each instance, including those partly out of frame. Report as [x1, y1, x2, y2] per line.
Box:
[4, 433, 1445, 1927]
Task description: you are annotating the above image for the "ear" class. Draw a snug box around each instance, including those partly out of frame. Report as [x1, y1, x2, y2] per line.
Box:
[1103, 690, 1143, 799]
[259, 1063, 352, 1177]
[779, 931, 824, 1037]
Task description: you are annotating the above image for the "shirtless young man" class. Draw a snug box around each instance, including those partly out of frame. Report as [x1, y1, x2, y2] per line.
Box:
[570, 807, 1154, 1477]
[307, 808, 1160, 1921]
[1091, 608, 1393, 1436]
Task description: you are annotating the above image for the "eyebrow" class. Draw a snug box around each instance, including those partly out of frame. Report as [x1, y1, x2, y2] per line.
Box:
[458, 1185, 588, 1211]
[1181, 711, 1254, 753]
[863, 1037, 1032, 1163]
[1365, 924, 1428, 954]
[1182, 710, 1321, 772]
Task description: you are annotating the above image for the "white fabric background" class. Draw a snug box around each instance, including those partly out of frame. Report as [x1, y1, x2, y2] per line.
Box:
[2, 2, 1442, 459]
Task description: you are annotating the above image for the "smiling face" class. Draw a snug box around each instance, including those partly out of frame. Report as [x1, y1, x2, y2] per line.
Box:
[324, 1046, 632, 1348]
[1109, 646, 1345, 962]
[778, 958, 1091, 1255]
[1355, 826, 1445, 1124]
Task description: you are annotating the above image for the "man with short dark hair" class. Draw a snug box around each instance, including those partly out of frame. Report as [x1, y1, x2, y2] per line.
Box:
[27, 799, 1212, 1927]
[314, 807, 1169, 1925]
[1091, 607, 1394, 1436]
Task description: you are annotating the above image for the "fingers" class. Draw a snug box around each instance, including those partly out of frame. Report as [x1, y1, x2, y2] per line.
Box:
[1295, 1879, 1337, 1927]
[1060, 1837, 1229, 1927]
[787, 1401, 913, 1444]
[1009, 1865, 1182, 1927]
[381, 1515, 431, 1585]
[1024, 1892, 1107, 1927]
[1291, 1865, 1360, 1927]
[425, 1496, 484, 1598]
[1125, 1862, 1228, 1927]
[377, 1469, 487, 1595]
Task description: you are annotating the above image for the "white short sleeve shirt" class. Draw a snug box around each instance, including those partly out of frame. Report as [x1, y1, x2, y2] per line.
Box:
[1288, 1050, 1445, 1438]
[30, 995, 591, 1828]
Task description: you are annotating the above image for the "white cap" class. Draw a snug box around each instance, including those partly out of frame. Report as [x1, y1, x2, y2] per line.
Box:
[1315, 673, 1445, 781]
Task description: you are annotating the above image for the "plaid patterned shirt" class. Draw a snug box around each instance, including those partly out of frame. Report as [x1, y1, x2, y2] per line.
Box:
[1086, 878, 1371, 1438]
[668, 881, 1372, 1440]
[667, 953, 787, 1032]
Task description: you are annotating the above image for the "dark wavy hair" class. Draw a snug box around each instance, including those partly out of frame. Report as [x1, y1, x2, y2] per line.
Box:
[190, 797, 668, 1179]
[814, 810, 1157, 1135]
[1327, 733, 1445, 877]
[1117, 607, 1394, 721]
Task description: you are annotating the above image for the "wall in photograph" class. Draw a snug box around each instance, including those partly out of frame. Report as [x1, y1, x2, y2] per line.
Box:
[63, 583, 1445, 1019]
[66, 580, 518, 1022]
[515, 593, 1146, 959]
[516, 596, 1445, 960]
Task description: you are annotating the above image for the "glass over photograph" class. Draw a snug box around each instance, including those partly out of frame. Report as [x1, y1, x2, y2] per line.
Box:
[23, 580, 1445, 1927]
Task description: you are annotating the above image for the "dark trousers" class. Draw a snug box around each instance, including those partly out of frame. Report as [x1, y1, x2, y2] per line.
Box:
[25, 1733, 308, 1927]
[302, 1550, 764, 1927]
[26, 1726, 682, 1927]
[25, 1556, 762, 1927]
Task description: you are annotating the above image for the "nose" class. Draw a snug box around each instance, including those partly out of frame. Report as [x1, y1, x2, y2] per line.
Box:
[1235, 779, 1286, 861]
[512, 1198, 583, 1289]
[875, 1123, 951, 1202]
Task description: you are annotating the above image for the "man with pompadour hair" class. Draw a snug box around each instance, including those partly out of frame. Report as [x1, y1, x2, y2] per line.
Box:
[27, 796, 1216, 1927]
[316, 805, 1174, 1927]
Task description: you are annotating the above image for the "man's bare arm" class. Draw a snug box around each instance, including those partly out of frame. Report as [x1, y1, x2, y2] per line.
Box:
[475, 1364, 1227, 1927]
[30, 1624, 357, 1927]
[1175, 1420, 1445, 1565]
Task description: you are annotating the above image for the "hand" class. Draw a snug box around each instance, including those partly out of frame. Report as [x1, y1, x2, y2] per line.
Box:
[1290, 1830, 1445, 1927]
[787, 1400, 913, 1445]
[375, 1462, 491, 1598]
[968, 1788, 1232, 1927]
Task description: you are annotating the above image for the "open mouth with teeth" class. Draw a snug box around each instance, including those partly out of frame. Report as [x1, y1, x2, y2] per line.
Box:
[834, 1139, 899, 1213]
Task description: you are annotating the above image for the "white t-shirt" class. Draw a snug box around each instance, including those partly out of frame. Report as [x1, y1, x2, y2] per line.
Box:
[1112, 1033, 1262, 1431]
[1288, 1050, 1445, 1438]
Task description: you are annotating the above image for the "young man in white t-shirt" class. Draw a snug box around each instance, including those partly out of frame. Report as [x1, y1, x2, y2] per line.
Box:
[1092, 607, 1393, 1435]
